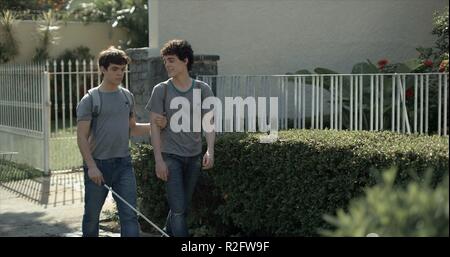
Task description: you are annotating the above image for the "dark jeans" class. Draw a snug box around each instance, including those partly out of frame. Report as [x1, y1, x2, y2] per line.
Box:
[162, 153, 202, 237]
[82, 155, 139, 237]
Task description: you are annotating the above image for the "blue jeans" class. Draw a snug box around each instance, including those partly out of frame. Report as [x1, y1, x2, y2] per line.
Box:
[82, 155, 139, 237]
[162, 153, 202, 237]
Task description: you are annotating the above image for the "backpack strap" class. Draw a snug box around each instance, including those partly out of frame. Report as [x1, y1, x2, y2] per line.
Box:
[88, 86, 101, 118]
[119, 86, 134, 117]
[87, 86, 133, 134]
[161, 79, 170, 115]
[87, 86, 101, 133]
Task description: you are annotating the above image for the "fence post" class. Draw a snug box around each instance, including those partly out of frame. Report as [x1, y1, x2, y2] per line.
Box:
[43, 71, 51, 174]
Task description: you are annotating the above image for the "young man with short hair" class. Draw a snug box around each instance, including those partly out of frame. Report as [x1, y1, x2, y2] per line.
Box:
[76, 46, 166, 237]
[146, 39, 216, 237]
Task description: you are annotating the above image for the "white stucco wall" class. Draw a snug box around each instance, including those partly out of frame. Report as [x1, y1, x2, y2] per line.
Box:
[150, 0, 447, 75]
[7, 21, 127, 62]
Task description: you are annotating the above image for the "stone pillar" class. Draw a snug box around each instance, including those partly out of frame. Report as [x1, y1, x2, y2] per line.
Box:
[126, 47, 219, 142]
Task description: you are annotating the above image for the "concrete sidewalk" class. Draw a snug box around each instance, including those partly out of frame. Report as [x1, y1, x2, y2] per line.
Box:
[0, 171, 120, 237]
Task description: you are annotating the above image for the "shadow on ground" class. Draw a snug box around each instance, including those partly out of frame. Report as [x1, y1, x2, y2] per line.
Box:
[0, 212, 74, 237]
[0, 171, 84, 208]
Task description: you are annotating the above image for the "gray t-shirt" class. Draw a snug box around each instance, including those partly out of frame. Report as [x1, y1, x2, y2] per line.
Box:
[76, 88, 134, 160]
[145, 78, 214, 157]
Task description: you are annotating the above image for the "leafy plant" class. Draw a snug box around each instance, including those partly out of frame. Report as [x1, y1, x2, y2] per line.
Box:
[0, 10, 19, 63]
[47, 45, 95, 119]
[33, 10, 60, 62]
[321, 168, 449, 237]
[288, 60, 413, 131]
[0, 0, 68, 12]
[287, 6, 449, 133]
[432, 7, 449, 61]
[56, 45, 94, 62]
[66, 0, 148, 48]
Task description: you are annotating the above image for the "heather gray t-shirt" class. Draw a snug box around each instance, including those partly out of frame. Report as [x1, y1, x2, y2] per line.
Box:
[76, 87, 134, 160]
[145, 78, 214, 157]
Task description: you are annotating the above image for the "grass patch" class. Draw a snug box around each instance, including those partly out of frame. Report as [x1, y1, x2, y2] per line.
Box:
[0, 159, 46, 183]
[50, 136, 82, 171]
[51, 117, 77, 135]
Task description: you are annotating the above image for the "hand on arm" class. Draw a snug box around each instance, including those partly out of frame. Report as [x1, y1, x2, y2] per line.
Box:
[130, 114, 167, 137]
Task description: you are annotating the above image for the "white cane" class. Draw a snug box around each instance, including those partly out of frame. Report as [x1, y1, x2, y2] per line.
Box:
[103, 184, 170, 237]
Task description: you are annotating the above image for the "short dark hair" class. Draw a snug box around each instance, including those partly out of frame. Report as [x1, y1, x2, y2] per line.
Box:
[160, 39, 194, 71]
[98, 46, 130, 70]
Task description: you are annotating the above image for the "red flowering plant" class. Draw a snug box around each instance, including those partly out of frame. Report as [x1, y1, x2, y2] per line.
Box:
[377, 59, 389, 70]
[423, 59, 433, 68]
[414, 47, 440, 72]
[404, 85, 415, 119]
[405, 87, 414, 99]
[288, 7, 447, 133]
[375, 58, 406, 73]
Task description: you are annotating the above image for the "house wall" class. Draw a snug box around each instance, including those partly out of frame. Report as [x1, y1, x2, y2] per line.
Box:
[150, 0, 447, 75]
[4, 20, 127, 62]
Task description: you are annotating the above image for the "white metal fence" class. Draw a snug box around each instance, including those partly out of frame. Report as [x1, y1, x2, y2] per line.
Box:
[1, 62, 448, 174]
[0, 63, 50, 172]
[199, 73, 449, 136]
[0, 60, 129, 173]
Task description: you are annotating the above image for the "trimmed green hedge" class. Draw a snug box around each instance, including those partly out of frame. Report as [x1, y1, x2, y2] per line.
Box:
[132, 130, 449, 236]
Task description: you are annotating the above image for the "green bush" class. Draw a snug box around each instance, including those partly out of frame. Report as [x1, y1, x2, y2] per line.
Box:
[0, 0, 68, 12]
[56, 46, 94, 63]
[431, 7, 448, 63]
[67, 0, 149, 48]
[132, 130, 449, 236]
[132, 143, 168, 234]
[321, 168, 449, 237]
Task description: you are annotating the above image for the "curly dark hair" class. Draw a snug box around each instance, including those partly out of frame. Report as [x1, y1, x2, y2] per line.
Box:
[160, 39, 194, 71]
[98, 46, 130, 70]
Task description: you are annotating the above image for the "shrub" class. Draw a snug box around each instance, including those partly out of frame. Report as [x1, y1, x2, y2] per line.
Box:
[132, 130, 449, 236]
[66, 0, 149, 48]
[56, 46, 94, 63]
[321, 168, 449, 237]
